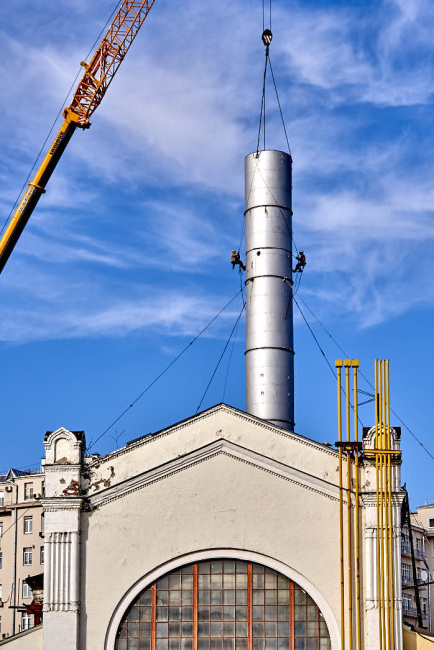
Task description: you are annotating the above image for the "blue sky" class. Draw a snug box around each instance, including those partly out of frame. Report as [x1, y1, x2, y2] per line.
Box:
[1, 0, 434, 509]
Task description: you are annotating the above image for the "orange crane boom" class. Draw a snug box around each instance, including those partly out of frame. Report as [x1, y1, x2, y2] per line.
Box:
[0, 0, 155, 274]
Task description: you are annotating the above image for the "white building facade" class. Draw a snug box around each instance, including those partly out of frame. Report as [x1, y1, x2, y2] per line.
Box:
[0, 403, 405, 649]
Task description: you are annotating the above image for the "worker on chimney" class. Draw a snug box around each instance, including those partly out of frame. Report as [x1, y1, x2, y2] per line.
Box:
[231, 250, 246, 271]
[293, 250, 306, 273]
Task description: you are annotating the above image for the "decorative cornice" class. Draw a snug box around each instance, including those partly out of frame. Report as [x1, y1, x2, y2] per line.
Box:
[88, 438, 341, 509]
[42, 497, 83, 511]
[44, 464, 81, 472]
[360, 492, 405, 507]
[88, 404, 338, 470]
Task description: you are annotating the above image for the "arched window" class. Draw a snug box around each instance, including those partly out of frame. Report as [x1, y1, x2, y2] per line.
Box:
[115, 560, 330, 650]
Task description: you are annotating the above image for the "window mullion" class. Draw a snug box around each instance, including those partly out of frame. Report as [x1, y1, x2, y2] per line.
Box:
[152, 583, 157, 650]
[193, 563, 198, 650]
[248, 563, 253, 650]
[289, 581, 294, 650]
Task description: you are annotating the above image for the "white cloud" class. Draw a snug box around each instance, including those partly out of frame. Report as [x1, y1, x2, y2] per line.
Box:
[2, 0, 434, 341]
[0, 261, 243, 343]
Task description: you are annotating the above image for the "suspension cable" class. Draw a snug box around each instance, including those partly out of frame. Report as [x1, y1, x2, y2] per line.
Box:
[87, 288, 243, 452]
[293, 295, 365, 427]
[268, 55, 291, 156]
[196, 302, 245, 413]
[296, 293, 434, 462]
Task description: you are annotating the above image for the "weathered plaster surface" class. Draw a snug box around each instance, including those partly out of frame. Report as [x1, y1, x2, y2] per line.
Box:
[81, 452, 341, 649]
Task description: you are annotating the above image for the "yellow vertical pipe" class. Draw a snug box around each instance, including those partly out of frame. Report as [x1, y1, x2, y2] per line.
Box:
[379, 362, 386, 650]
[382, 360, 391, 650]
[379, 361, 388, 649]
[336, 361, 345, 650]
[353, 362, 361, 650]
[375, 360, 383, 650]
[344, 360, 353, 650]
[386, 361, 396, 649]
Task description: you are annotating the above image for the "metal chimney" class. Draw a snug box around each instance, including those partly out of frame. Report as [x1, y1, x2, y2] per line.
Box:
[245, 149, 294, 431]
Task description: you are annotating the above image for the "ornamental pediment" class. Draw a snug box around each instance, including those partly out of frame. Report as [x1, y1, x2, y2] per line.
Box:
[83, 404, 338, 501]
[87, 437, 340, 509]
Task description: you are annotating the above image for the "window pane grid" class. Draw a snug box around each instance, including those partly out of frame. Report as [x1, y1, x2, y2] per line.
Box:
[115, 562, 330, 650]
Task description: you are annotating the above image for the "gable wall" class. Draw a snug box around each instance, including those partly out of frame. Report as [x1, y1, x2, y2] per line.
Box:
[80, 452, 342, 649]
[86, 408, 340, 497]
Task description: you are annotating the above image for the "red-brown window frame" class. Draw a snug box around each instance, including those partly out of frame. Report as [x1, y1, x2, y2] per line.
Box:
[147, 562, 299, 650]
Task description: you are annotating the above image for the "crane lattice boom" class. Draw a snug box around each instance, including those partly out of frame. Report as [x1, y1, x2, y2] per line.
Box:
[0, 0, 156, 274]
[68, 0, 155, 125]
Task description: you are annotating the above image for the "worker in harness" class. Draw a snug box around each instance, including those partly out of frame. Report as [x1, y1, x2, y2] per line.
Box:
[231, 250, 246, 271]
[293, 250, 306, 273]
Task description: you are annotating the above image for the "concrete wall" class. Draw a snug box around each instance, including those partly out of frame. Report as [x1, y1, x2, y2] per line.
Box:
[77, 407, 343, 649]
[403, 627, 434, 649]
[40, 406, 403, 650]
[0, 626, 42, 649]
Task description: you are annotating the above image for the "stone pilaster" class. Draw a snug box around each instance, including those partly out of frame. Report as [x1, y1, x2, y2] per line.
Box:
[42, 428, 85, 650]
[361, 426, 404, 650]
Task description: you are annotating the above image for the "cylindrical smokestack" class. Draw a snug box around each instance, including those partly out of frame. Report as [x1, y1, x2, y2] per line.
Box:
[245, 150, 294, 430]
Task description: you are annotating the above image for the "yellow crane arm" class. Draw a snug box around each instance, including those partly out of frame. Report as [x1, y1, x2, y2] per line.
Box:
[0, 0, 155, 274]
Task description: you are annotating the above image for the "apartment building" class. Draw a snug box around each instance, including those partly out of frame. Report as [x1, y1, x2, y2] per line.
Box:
[401, 505, 434, 631]
[0, 468, 44, 639]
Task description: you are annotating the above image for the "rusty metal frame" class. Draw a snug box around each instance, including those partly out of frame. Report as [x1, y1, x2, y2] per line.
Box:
[193, 563, 198, 650]
[289, 580, 295, 650]
[247, 563, 253, 650]
[116, 561, 331, 648]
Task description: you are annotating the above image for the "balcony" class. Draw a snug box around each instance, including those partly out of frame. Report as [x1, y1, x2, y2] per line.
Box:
[402, 604, 419, 618]
[402, 542, 412, 556]
[402, 604, 428, 620]
[402, 575, 413, 587]
[401, 542, 426, 560]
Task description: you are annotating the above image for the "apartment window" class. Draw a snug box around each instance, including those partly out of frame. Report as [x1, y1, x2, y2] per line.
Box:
[0, 552, 3, 569]
[429, 519, 434, 528]
[23, 483, 33, 501]
[0, 522, 3, 538]
[41, 513, 44, 534]
[40, 546, 44, 565]
[22, 582, 32, 599]
[21, 611, 31, 631]
[422, 598, 428, 616]
[402, 563, 412, 583]
[0, 584, 2, 600]
[24, 516, 33, 534]
[402, 594, 412, 613]
[23, 547, 32, 565]
[0, 491, 4, 507]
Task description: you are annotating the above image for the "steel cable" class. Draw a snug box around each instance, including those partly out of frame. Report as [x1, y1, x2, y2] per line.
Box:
[196, 302, 245, 413]
[87, 288, 244, 452]
[295, 293, 434, 463]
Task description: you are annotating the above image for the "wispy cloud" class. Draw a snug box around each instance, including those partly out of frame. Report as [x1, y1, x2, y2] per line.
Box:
[1, 0, 434, 342]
